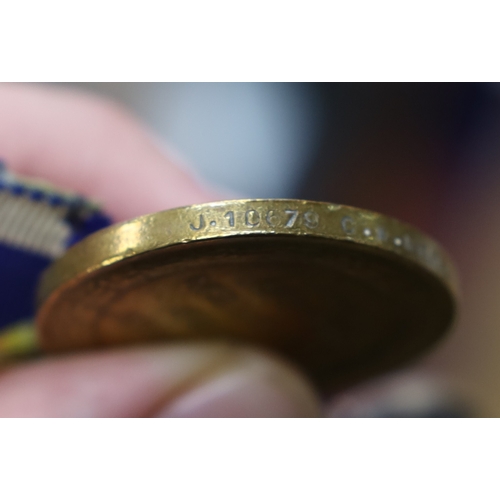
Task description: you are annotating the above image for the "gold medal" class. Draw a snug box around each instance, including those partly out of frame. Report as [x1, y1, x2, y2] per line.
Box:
[36, 199, 458, 391]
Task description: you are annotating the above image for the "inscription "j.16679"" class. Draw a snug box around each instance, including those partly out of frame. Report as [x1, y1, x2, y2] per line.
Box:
[189, 209, 320, 231]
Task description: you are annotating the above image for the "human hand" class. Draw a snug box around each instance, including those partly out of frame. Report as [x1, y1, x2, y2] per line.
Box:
[0, 84, 320, 417]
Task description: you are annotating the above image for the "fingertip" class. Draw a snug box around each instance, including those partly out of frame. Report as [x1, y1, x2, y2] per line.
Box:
[155, 347, 321, 418]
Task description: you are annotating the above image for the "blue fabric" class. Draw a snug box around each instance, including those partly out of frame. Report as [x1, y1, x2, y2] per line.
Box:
[0, 208, 112, 331]
[65, 211, 111, 247]
[0, 245, 52, 328]
[0, 161, 113, 331]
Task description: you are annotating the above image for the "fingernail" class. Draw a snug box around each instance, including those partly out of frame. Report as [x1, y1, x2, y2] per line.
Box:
[156, 349, 321, 418]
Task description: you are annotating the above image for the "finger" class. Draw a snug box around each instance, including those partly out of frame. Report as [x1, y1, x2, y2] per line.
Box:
[325, 371, 468, 418]
[0, 344, 320, 417]
[0, 84, 219, 221]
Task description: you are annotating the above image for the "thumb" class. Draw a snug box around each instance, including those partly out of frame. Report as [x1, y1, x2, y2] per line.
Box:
[0, 344, 321, 417]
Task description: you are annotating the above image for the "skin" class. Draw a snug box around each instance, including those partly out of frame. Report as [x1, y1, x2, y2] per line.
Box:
[0, 84, 320, 417]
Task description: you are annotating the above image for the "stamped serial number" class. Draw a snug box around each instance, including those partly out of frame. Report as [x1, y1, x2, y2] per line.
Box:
[189, 209, 320, 231]
[187, 207, 447, 275]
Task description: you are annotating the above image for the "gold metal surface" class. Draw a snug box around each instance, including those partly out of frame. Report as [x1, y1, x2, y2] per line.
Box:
[36, 199, 458, 391]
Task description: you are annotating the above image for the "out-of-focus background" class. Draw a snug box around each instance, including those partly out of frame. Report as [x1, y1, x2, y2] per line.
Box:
[50, 83, 500, 416]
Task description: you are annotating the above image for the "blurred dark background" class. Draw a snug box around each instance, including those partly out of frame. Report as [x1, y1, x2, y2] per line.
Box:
[57, 83, 500, 416]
